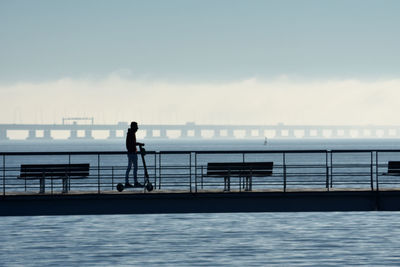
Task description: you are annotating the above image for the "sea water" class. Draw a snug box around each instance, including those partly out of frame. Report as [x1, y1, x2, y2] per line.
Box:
[1, 139, 400, 266]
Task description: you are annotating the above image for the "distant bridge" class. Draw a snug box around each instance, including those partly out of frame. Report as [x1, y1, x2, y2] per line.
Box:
[1, 122, 400, 140]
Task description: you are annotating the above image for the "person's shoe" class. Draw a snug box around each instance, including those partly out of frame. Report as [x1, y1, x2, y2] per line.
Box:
[134, 181, 144, 188]
[125, 183, 134, 188]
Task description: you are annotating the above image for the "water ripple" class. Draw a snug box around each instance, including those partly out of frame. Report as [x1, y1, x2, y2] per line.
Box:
[1, 212, 400, 266]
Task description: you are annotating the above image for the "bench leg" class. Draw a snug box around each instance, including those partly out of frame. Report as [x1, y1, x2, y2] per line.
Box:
[224, 176, 231, 191]
[245, 176, 252, 191]
[39, 178, 45, 194]
[62, 178, 69, 193]
[249, 176, 252, 191]
[224, 177, 227, 191]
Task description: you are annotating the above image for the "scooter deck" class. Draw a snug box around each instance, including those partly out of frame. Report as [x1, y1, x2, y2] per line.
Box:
[116, 182, 153, 192]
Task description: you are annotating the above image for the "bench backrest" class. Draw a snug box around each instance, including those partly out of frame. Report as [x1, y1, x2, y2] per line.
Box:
[207, 162, 273, 176]
[20, 164, 90, 178]
[388, 161, 400, 174]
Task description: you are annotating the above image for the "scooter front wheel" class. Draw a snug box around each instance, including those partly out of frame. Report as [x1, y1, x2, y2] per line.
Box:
[146, 183, 153, 192]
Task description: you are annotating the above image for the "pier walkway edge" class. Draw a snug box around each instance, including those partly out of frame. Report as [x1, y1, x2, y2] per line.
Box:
[1, 190, 400, 216]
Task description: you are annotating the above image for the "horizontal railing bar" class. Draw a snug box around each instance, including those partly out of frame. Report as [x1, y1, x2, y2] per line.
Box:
[331, 149, 400, 153]
[0, 149, 400, 157]
[2, 148, 400, 157]
[194, 150, 329, 154]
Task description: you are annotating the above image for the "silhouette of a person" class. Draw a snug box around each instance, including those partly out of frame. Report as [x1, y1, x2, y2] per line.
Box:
[125, 121, 144, 187]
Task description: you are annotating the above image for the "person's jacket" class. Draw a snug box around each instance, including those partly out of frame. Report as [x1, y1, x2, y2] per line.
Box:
[126, 128, 137, 153]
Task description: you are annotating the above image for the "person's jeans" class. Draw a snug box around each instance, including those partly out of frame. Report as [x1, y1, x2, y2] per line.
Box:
[125, 152, 138, 184]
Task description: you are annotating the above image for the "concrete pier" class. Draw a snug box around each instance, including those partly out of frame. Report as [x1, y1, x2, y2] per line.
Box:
[2, 148, 400, 216]
[1, 190, 400, 216]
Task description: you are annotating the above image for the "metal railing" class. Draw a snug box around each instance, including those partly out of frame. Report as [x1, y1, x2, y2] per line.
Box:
[1, 149, 400, 195]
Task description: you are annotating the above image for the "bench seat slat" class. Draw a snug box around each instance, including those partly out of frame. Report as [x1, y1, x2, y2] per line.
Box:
[21, 172, 89, 176]
[207, 162, 273, 176]
[207, 171, 272, 176]
[19, 172, 90, 178]
[21, 164, 89, 169]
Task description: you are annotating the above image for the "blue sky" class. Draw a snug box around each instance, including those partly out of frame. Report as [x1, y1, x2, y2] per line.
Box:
[1, 1, 400, 125]
[1, 0, 400, 82]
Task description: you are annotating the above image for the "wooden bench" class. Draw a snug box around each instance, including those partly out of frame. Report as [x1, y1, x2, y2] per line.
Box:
[384, 161, 400, 175]
[206, 162, 273, 191]
[19, 164, 90, 193]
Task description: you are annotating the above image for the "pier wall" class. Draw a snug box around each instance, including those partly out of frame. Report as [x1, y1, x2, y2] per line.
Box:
[1, 191, 400, 216]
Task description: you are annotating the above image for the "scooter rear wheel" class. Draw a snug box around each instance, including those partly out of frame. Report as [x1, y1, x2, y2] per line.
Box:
[116, 183, 124, 192]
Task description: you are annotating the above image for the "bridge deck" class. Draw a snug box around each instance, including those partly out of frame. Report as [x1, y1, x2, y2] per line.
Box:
[1, 122, 400, 140]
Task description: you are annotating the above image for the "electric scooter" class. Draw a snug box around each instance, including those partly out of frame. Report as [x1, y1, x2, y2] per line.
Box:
[116, 144, 154, 192]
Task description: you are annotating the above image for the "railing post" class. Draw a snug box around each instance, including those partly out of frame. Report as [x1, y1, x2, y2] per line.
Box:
[375, 151, 379, 192]
[97, 154, 100, 194]
[325, 151, 329, 191]
[111, 166, 114, 190]
[283, 153, 286, 192]
[191, 152, 197, 193]
[68, 153, 71, 192]
[201, 165, 204, 190]
[370, 151, 374, 191]
[2, 154, 5, 196]
[330, 152, 333, 188]
[154, 153, 157, 189]
[159, 153, 162, 190]
[243, 152, 246, 191]
[195, 152, 198, 190]
[329, 151, 333, 190]
[190, 152, 192, 193]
